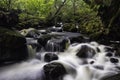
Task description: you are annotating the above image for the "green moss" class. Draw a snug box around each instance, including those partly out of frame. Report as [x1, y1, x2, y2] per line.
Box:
[0, 27, 23, 37]
[0, 27, 26, 48]
[65, 41, 70, 50]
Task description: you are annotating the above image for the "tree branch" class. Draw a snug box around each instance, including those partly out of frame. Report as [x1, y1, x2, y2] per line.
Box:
[50, 0, 67, 21]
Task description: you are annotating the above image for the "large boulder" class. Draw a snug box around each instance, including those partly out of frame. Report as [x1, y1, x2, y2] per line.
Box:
[46, 37, 69, 52]
[38, 32, 89, 52]
[43, 62, 66, 80]
[38, 35, 52, 47]
[76, 45, 96, 58]
[48, 32, 90, 43]
[0, 27, 28, 64]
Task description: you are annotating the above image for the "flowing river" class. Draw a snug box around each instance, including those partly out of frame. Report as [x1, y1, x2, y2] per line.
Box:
[0, 27, 120, 80]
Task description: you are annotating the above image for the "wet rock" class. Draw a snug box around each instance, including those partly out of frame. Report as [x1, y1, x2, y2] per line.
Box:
[48, 26, 62, 32]
[38, 32, 89, 51]
[76, 45, 96, 58]
[96, 47, 101, 52]
[115, 47, 120, 57]
[90, 61, 94, 64]
[115, 52, 120, 57]
[26, 30, 40, 38]
[26, 38, 42, 52]
[49, 32, 89, 43]
[46, 38, 68, 52]
[43, 62, 66, 80]
[100, 73, 120, 80]
[104, 46, 115, 52]
[0, 27, 28, 64]
[38, 30, 48, 34]
[44, 53, 58, 62]
[20, 28, 40, 39]
[110, 58, 119, 63]
[68, 34, 90, 43]
[70, 36, 84, 43]
[55, 23, 62, 27]
[37, 35, 52, 47]
[105, 52, 113, 57]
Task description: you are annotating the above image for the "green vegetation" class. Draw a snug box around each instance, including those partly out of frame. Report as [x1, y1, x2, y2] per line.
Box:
[0, 0, 119, 41]
[84, 0, 120, 41]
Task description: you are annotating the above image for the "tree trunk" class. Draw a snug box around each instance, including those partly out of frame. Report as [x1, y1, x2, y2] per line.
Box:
[73, 0, 76, 27]
[50, 0, 67, 21]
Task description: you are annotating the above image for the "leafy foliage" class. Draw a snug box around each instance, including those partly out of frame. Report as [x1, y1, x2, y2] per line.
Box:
[0, 0, 119, 40]
[84, 0, 120, 40]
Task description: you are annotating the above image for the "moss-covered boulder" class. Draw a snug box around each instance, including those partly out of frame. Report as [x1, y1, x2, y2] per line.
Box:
[0, 27, 28, 64]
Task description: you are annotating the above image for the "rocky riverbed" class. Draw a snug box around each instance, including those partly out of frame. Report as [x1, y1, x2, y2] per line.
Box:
[0, 27, 120, 80]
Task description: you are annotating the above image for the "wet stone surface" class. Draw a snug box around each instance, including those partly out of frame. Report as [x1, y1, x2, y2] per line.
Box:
[110, 58, 119, 63]
[44, 53, 59, 62]
[43, 62, 66, 80]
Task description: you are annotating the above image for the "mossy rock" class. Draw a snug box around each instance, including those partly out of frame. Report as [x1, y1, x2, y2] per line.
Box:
[0, 27, 28, 64]
[20, 28, 40, 38]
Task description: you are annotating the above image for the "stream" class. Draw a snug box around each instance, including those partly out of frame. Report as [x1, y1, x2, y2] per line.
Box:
[0, 26, 120, 80]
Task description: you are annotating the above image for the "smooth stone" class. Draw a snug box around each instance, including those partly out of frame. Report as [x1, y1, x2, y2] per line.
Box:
[76, 45, 96, 58]
[43, 62, 66, 80]
[44, 53, 58, 62]
[110, 58, 119, 63]
[105, 52, 113, 57]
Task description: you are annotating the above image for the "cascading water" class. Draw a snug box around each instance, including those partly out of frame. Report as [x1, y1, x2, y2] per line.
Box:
[46, 39, 59, 52]
[0, 40, 120, 80]
[45, 36, 70, 52]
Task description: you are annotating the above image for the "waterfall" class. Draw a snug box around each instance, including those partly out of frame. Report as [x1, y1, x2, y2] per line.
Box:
[46, 39, 59, 52]
[0, 41, 120, 80]
[45, 37, 70, 52]
[0, 59, 46, 80]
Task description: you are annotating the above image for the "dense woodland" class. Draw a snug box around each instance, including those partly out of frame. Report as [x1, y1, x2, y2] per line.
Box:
[0, 0, 120, 42]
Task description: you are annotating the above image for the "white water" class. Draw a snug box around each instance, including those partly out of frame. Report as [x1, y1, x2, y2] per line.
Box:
[0, 42, 120, 80]
[0, 59, 46, 80]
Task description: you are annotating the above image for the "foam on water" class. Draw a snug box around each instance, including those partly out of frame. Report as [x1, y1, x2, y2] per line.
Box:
[0, 42, 120, 80]
[0, 59, 46, 80]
